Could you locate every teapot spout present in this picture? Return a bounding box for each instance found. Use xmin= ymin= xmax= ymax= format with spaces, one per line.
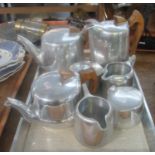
xmin=17 ymin=35 xmax=43 ymax=65
xmin=5 ymin=97 xmax=37 ymax=122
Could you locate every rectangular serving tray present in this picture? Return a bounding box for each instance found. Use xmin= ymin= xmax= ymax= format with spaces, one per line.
xmin=10 ymin=68 xmax=155 ymax=151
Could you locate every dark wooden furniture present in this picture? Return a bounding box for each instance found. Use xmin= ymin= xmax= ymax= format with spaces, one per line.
xmin=0 ymin=54 xmax=32 ymax=137
xmin=0 ymin=57 xmax=36 ymax=151
xmin=0 ymin=4 xmax=106 ymax=21
xmin=135 ymin=51 xmax=155 ymax=121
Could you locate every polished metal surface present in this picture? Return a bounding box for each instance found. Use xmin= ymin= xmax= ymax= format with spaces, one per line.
xmin=69 ymin=60 xmax=104 ymax=95
xmin=108 ymin=86 xmax=143 ymax=128
xmin=101 ymin=56 xmax=135 ymax=97
xmin=74 ymin=84 xmax=113 ymax=147
xmin=32 ymin=71 xmax=81 ymax=103
xmin=6 ymin=70 xmax=81 ymax=124
xmin=17 ymin=28 xmax=83 ymax=71
xmin=10 ymin=69 xmax=155 ymax=151
xmin=88 ymin=20 xmax=129 ymax=66
xmin=69 ymin=60 xmax=103 ymax=76
xmin=4 ymin=19 xmax=155 ymax=150
xmin=15 ymin=19 xmax=47 ymax=43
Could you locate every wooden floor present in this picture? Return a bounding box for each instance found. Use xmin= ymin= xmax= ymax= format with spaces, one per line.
xmin=0 ymin=51 xmax=155 ymax=151
xmin=135 ymin=51 xmax=155 ymax=121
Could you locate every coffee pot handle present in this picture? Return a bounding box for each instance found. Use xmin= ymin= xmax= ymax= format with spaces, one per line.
xmin=79 ymin=68 xmax=98 ymax=94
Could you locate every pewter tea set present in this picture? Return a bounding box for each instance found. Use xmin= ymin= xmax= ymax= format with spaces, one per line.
xmin=5 ymin=20 xmax=144 ymax=147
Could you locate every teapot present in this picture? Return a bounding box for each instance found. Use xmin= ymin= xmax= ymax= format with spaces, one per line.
xmin=17 ymin=28 xmax=83 ymax=71
xmin=5 ymin=71 xmax=81 ymax=125
xmin=5 ymin=66 xmax=100 ymax=125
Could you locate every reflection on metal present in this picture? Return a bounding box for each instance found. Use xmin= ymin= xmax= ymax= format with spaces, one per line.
xmin=10 ymin=69 xmax=155 ymax=151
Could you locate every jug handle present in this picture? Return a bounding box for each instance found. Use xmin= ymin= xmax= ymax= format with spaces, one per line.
xmin=79 ymin=68 xmax=98 ymax=94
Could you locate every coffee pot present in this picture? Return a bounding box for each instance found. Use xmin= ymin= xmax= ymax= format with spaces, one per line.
xmin=17 ymin=28 xmax=83 ymax=71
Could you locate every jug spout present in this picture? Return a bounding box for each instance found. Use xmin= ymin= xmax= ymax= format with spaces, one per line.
xmin=5 ymin=98 xmax=37 ymax=122
xmin=17 ymin=35 xmax=43 ymax=65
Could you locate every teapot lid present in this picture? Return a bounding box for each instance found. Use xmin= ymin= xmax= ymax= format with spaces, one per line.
xmin=108 ymin=86 xmax=143 ymax=111
xmin=31 ymin=71 xmax=81 ymax=104
xmin=41 ymin=28 xmax=80 ymax=45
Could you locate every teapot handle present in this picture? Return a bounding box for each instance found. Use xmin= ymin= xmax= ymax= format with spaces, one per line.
xmin=79 ymin=68 xmax=98 ymax=94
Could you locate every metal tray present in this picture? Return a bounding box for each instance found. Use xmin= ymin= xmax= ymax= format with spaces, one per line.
xmin=10 ymin=68 xmax=155 ymax=151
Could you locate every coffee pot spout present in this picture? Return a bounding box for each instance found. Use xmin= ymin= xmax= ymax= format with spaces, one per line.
xmin=17 ymin=35 xmax=43 ymax=65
